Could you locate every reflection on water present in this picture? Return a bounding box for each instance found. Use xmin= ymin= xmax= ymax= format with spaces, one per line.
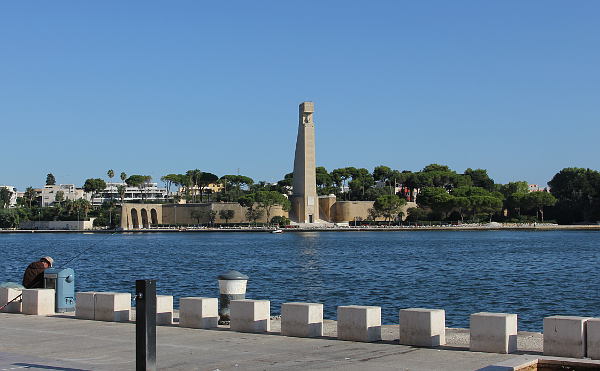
xmin=2 ymin=230 xmax=599 ymax=331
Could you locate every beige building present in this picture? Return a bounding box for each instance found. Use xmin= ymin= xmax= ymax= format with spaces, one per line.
xmin=120 ymin=202 xmax=288 ymax=230
xmin=40 ymin=184 xmax=89 ymax=207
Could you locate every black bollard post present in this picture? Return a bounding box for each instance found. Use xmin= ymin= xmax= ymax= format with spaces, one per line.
xmin=136 ymin=279 xmax=156 ymax=371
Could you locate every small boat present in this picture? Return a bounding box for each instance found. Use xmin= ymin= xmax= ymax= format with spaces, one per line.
xmin=271 ymin=229 xmax=283 ymax=234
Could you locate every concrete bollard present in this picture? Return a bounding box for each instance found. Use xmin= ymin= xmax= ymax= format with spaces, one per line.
xmin=399 ymin=308 xmax=446 ymax=347
xmin=75 ymin=292 xmax=97 ymax=320
xmin=22 ymin=289 xmax=55 ymax=315
xmin=94 ymin=292 xmax=131 ymax=322
xmin=230 ymin=299 xmax=270 ymax=333
xmin=470 ymin=312 xmax=518 ymax=354
xmin=179 ymin=297 xmax=219 ymax=329
xmin=587 ymin=318 xmax=600 ymax=360
xmin=337 ymin=305 xmax=382 ymax=342
xmin=0 ymin=287 xmax=22 ymax=313
xmin=156 ymin=295 xmax=174 ymax=325
xmin=543 ymin=315 xmax=590 ymax=358
xmin=281 ymin=302 xmax=323 ymax=338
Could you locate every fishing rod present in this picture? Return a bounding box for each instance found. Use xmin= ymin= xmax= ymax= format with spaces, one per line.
xmin=0 ymin=231 xmax=120 ymax=311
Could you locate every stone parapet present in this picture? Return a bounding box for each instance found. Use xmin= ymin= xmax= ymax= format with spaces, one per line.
xmin=22 ymin=289 xmax=55 ymax=316
xmin=75 ymin=292 xmax=97 ymax=320
xmin=337 ymin=305 xmax=381 ymax=342
xmin=399 ymin=308 xmax=445 ymax=346
xmin=179 ymin=297 xmax=219 ymax=329
xmin=0 ymin=287 xmax=22 ymax=313
xmin=470 ymin=312 xmax=517 ymax=354
xmin=230 ymin=299 xmax=270 ymax=333
xmin=543 ymin=315 xmax=590 ymax=358
xmin=94 ymin=292 xmax=131 ymax=322
xmin=281 ymin=302 xmax=323 ymax=338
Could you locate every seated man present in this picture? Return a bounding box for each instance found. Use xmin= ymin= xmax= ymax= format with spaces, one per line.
xmin=22 ymin=256 xmax=54 ymax=289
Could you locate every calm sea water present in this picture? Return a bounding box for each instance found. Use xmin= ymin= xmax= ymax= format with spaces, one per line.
xmin=2 ymin=230 xmax=599 ymax=331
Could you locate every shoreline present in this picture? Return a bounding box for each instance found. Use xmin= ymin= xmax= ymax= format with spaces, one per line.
xmin=1 ymin=224 xmax=600 ymax=234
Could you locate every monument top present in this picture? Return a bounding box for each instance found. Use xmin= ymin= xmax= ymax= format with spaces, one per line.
xmin=299 ymin=101 xmax=314 ymax=113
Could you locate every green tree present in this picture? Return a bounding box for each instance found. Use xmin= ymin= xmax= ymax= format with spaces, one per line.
xmin=524 ymin=192 xmax=557 ymax=222
xmin=373 ymin=194 xmax=406 ymax=224
xmin=406 ymin=207 xmax=429 ymax=222
xmin=46 ymin=173 xmax=56 ymax=186
xmin=185 ymin=169 xmax=203 ymax=202
xmin=245 ymin=208 xmax=263 ymax=225
xmin=125 ymin=175 xmax=151 ymax=202
xmin=271 ymin=215 xmax=290 ymax=226
xmin=116 ymin=185 xmax=127 ymax=204
xmin=54 ymin=190 xmax=65 ymax=205
xmin=161 ymin=174 xmax=180 ymax=199
xmin=254 ymin=191 xmax=291 ymax=225
xmin=0 ymin=209 xmax=20 ymax=228
xmin=464 ymin=168 xmax=495 ymax=191
xmin=120 ymin=172 xmax=127 ymax=182
xmin=190 ymin=209 xmax=207 ymax=224
xmin=548 ymin=167 xmax=600 ymax=223
xmin=315 ymin=167 xmax=334 ymax=195
xmin=219 ymin=209 xmax=235 ymax=224
xmin=449 ymin=196 xmax=470 ymax=222
xmin=83 ymin=178 xmax=107 ymax=202
xmin=73 ymin=199 xmax=91 ymax=218
xmin=208 ymin=210 xmax=217 ymax=226
xmin=199 ymin=172 xmax=219 ymax=202
xmin=107 ymin=170 xmax=115 ymax=201
xmin=24 ymin=187 xmax=37 ymax=208
xmin=417 ymin=187 xmax=453 ymax=217
xmin=0 ymin=187 xmax=12 ymax=208
xmin=348 ymin=168 xmax=374 ymax=200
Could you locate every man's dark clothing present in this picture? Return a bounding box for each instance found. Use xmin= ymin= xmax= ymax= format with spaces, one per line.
xmin=22 ymin=262 xmax=47 ymax=288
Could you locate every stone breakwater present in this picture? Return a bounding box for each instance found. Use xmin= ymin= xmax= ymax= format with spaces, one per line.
xmin=3 ymin=287 xmax=600 ymax=362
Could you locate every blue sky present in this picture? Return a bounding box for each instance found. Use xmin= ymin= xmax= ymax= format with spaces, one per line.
xmin=2 ymin=1 xmax=599 ymax=190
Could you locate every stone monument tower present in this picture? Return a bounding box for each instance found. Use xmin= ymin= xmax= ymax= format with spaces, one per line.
xmin=291 ymin=101 xmax=319 ymax=223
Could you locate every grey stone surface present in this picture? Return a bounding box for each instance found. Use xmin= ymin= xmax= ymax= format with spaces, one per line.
xmin=0 ymin=313 xmax=548 ymax=370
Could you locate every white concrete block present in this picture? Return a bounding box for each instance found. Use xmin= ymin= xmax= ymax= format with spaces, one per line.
xmin=0 ymin=287 xmax=22 ymax=313
xmin=22 ymin=289 xmax=55 ymax=315
xmin=470 ymin=312 xmax=518 ymax=354
xmin=281 ymin=302 xmax=323 ymax=338
xmin=75 ymin=292 xmax=96 ymax=320
xmin=337 ymin=305 xmax=381 ymax=342
xmin=543 ymin=315 xmax=590 ymax=358
xmin=94 ymin=292 xmax=131 ymax=322
xmin=230 ymin=299 xmax=270 ymax=333
xmin=587 ymin=318 xmax=600 ymax=360
xmin=399 ymin=308 xmax=446 ymax=346
xmin=179 ymin=297 xmax=218 ymax=329
xmin=156 ymin=295 xmax=173 ymax=325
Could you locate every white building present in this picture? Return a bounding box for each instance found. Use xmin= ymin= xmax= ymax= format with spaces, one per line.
xmin=0 ymin=186 xmax=18 ymax=207
xmin=91 ymin=182 xmax=167 ymax=205
xmin=40 ymin=184 xmax=89 ymax=207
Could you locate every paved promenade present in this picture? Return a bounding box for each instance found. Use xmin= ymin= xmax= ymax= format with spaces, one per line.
xmin=0 ymin=312 xmax=545 ymax=371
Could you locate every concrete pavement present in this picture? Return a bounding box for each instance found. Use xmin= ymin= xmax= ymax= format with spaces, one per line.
xmin=0 ymin=312 xmax=554 ymax=371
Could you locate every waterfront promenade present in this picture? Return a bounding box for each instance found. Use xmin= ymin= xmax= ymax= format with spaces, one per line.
xmin=0 ymin=312 xmax=541 ymax=371
xmin=2 ymin=223 xmax=600 ymax=234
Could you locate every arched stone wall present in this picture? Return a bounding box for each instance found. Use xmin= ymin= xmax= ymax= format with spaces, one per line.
xmin=121 ymin=204 xmax=164 ymax=230
xmin=150 ymin=209 xmax=158 ymax=225
xmin=131 ymin=208 xmax=139 ymax=229
xmin=141 ymin=209 xmax=149 ymax=228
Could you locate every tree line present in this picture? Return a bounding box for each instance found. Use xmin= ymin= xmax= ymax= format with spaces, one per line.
xmin=2 ymin=165 xmax=600 ymax=228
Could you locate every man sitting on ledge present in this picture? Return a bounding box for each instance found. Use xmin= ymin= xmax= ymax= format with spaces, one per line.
xmin=22 ymin=256 xmax=54 ymax=289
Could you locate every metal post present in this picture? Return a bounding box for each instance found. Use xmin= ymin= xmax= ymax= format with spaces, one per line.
xmin=136 ymin=279 xmax=156 ymax=371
